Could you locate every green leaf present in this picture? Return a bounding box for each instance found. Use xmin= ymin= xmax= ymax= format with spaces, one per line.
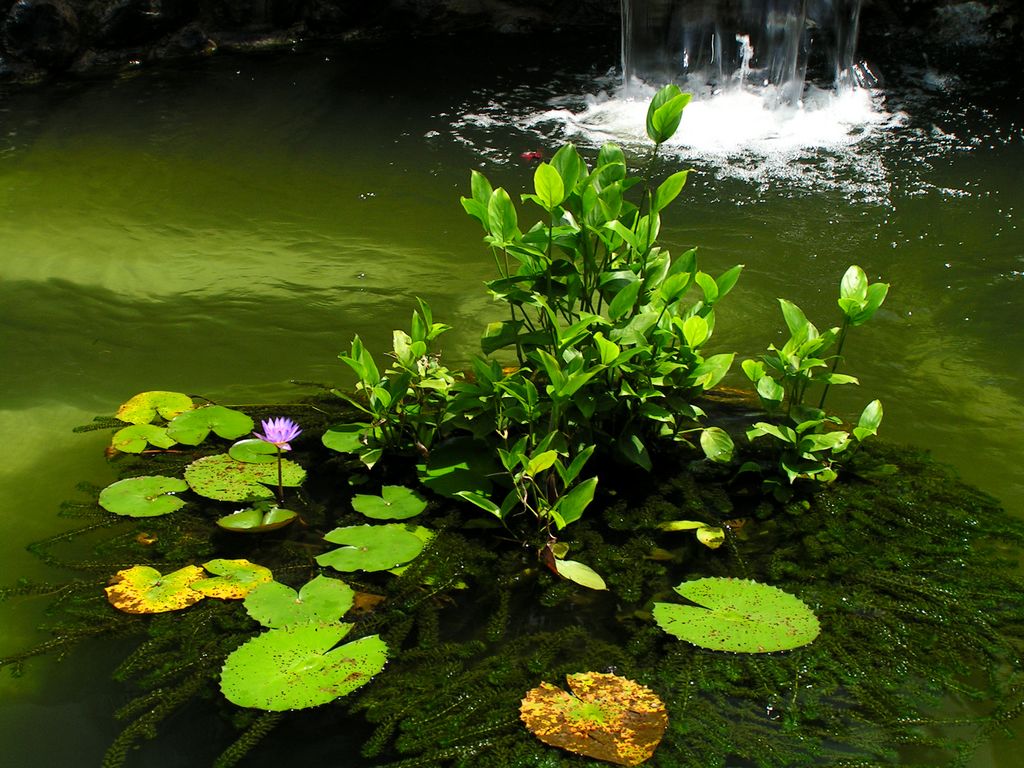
xmin=851 ymin=281 xmax=889 ymax=325
xmin=653 ymin=577 xmax=820 ymax=653
xmin=741 ymin=359 xmax=765 ymax=382
xmin=645 ymin=84 xmax=691 ymax=144
xmin=243 ymin=576 xmax=355 ymax=629
xmin=488 ymin=187 xmax=519 ymax=244
xmin=593 ymin=332 xmax=620 ymax=366
xmin=700 ymin=427 xmax=734 ymax=463
xmin=840 ymin=265 xmax=868 ymax=302
xmin=534 ymin=162 xmax=566 ymax=211
xmin=681 ymin=315 xmax=709 ymax=348
xmin=470 ymin=169 xmax=493 ymax=207
xmin=652 ymin=170 xmax=690 ymax=212
xmin=419 ymin=436 xmax=496 ymax=498
xmin=779 ymin=298 xmax=811 ymax=338
xmin=184 ymin=454 xmax=305 ymax=502
xmin=322 ymin=423 xmax=369 ymax=454
xmin=455 ymin=490 xmax=504 ymax=519
xmin=316 ymin=524 xmax=426 ymax=573
xmin=166 ymin=405 xmax=254 ymax=445
xmin=116 ymin=391 xmax=194 ymax=425
xmin=111 ymin=424 xmax=177 ymax=454
xmin=691 ymin=353 xmax=734 ymax=390
xmin=756 ymin=375 xmax=785 ymax=404
xmin=352 ymin=485 xmax=427 ymax=520
xmin=229 ymin=438 xmax=278 ymax=463
xmin=220 ymin=623 xmax=387 ymax=711
xmin=525 ymin=450 xmax=560 ymax=477
xmin=553 ymin=559 xmax=607 ymax=591
xmin=98 ymin=476 xmax=188 ymax=518
xmin=608 ymin=279 xmax=642 ymax=321
xmin=854 ymin=399 xmax=884 ymax=441
xmin=618 ymin=431 xmax=652 ymax=471
xmin=216 ymin=503 xmax=298 ymax=533
xmin=715 ymin=264 xmax=744 ymax=298
xmin=553 ymin=477 xmax=598 ymax=529
xmin=695 ymin=526 xmax=726 ymax=549
xmin=550 ymin=143 xmax=583 ymax=194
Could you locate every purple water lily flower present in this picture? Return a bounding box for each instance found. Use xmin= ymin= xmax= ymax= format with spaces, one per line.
xmin=254 ymin=417 xmax=302 ymax=451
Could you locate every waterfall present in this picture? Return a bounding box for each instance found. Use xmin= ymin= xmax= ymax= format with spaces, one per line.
xmin=620 ymin=0 xmax=866 ymax=98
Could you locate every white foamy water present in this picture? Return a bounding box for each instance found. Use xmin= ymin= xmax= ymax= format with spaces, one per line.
xmin=518 ymin=82 xmax=903 ymax=198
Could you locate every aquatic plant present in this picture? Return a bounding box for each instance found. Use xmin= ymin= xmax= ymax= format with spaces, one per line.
xmin=253 ymin=415 xmax=302 ymax=502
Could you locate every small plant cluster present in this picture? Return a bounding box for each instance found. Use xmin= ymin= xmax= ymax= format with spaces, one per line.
xmin=323 ymin=84 xmax=889 ymax=582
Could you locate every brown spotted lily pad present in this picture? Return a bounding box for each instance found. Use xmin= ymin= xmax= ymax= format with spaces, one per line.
xmin=105 ymin=565 xmax=205 ymax=614
xmin=520 ymin=672 xmax=667 ymax=766
xmin=190 ymin=559 xmax=274 ymax=599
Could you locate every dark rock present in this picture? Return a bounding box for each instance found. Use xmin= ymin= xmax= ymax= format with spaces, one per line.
xmin=2 ymin=0 xmax=80 ymax=68
xmin=97 ymin=0 xmax=197 ymax=48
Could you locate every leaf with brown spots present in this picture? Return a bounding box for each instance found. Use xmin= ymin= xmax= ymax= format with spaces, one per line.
xmin=520 ymin=672 xmax=667 ymax=765
xmin=190 ymin=558 xmax=273 ymax=599
xmin=105 ymin=565 xmax=205 ymax=614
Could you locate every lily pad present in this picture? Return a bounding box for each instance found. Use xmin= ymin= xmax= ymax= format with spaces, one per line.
xmin=105 ymin=565 xmax=205 ymax=614
xmin=184 ymin=454 xmax=306 ymax=502
xmin=352 ymin=485 xmax=427 ymax=520
xmin=244 ymin=576 xmax=355 ymax=628
xmin=110 ymin=424 xmax=177 ymax=454
xmin=316 ymin=524 xmax=426 ymax=573
xmin=220 ymin=622 xmax=388 ymax=711
xmin=652 ymin=577 xmax=820 ymax=653
xmin=228 ymin=438 xmax=278 ymax=464
xmin=116 ymin=391 xmax=195 ymax=425
xmin=98 ymin=476 xmax=189 ymax=518
xmin=520 ymin=672 xmax=667 ymax=766
xmin=166 ymin=406 xmax=254 ymax=445
xmin=190 ymin=558 xmax=274 ymax=599
xmin=216 ymin=503 xmax=298 ymax=533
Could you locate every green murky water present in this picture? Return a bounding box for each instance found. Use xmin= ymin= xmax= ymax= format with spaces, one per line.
xmin=0 ymin=32 xmax=1021 ymax=766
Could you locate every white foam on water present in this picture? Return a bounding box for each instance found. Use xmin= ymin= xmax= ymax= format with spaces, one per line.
xmin=521 ymin=82 xmax=904 ymax=200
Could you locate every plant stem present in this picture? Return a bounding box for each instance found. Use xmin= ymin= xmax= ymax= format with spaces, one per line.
xmin=818 ymin=319 xmax=850 ymax=409
xmin=276 ymin=447 xmax=284 ymax=504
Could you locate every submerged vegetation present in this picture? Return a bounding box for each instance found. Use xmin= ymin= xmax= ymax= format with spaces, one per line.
xmin=2 ymin=87 xmax=1023 ymax=767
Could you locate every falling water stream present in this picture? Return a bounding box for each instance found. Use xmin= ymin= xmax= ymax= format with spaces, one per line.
xmin=0 ymin=19 xmax=1020 ymax=767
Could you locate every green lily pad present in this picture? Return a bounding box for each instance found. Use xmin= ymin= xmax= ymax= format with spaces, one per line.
xmin=105 ymin=565 xmax=205 ymax=614
xmin=228 ymin=438 xmax=278 ymax=463
xmin=116 ymin=391 xmax=195 ymax=425
xmin=111 ymin=424 xmax=177 ymax=454
xmin=244 ymin=575 xmax=355 ymax=628
xmin=98 ymin=476 xmax=189 ymax=518
xmin=352 ymin=485 xmax=428 ymax=520
xmin=219 ymin=622 xmax=388 ymax=711
xmin=184 ymin=454 xmax=306 ymax=502
xmin=190 ymin=559 xmax=274 ymax=600
xmin=166 ymin=406 xmax=254 ymax=445
xmin=652 ymin=577 xmax=820 ymax=653
xmin=216 ymin=503 xmax=298 ymax=533
xmin=316 ymin=524 xmax=426 ymax=573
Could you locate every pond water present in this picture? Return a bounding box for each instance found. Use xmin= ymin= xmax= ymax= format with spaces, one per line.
xmin=0 ymin=31 xmax=1021 ymax=767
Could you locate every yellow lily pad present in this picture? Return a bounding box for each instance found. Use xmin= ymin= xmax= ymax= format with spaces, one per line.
xmin=520 ymin=672 xmax=667 ymax=766
xmin=105 ymin=565 xmax=205 ymax=614
xmin=116 ymin=391 xmax=195 ymax=425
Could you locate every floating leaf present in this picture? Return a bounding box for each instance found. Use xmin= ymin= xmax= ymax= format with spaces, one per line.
xmin=166 ymin=405 xmax=254 ymax=445
xmin=216 ymin=503 xmax=298 ymax=533
xmin=229 ymin=438 xmax=278 ymax=463
xmin=553 ymin=559 xmax=607 ymax=591
xmin=116 ymin=391 xmax=194 ymax=425
xmin=520 ymin=672 xmax=667 ymax=766
xmin=658 ymin=520 xmax=726 ymax=550
xmin=316 ymin=524 xmax=426 ymax=573
xmin=322 ymin=423 xmax=369 ymax=454
xmin=190 ymin=559 xmax=273 ymax=599
xmin=98 ymin=476 xmax=189 ymax=518
xmin=220 ymin=623 xmax=388 ymax=711
xmin=244 ymin=576 xmax=355 ymax=628
xmin=110 ymin=424 xmax=177 ymax=454
xmin=184 ymin=454 xmax=305 ymax=501
xmin=352 ymin=485 xmax=427 ymax=520
xmin=105 ymin=565 xmax=205 ymax=614
xmin=652 ymin=577 xmax=820 ymax=653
